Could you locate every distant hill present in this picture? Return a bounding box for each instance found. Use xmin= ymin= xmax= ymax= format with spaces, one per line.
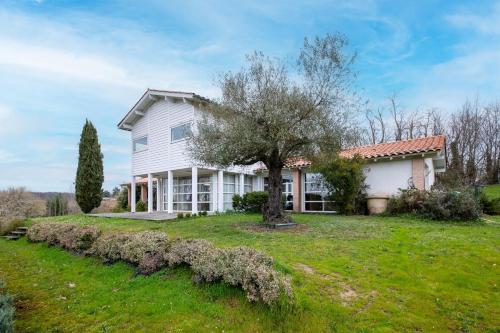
xmin=31 ymin=192 xmax=75 ymax=200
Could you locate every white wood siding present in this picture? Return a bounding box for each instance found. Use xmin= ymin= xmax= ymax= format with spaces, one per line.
xmin=130 ymin=99 xmax=261 ymax=176
xmin=131 ymin=99 xmax=194 ymax=175
xmin=131 ymin=115 xmax=149 ymax=175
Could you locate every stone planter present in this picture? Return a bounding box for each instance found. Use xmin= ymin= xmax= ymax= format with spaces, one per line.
xmin=367 ymin=194 xmax=390 ymax=214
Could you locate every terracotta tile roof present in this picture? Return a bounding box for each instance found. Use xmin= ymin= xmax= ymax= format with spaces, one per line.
xmin=121 ymin=177 xmax=158 ymax=186
xmin=258 ymin=135 xmax=446 ymax=171
xmin=284 ymin=157 xmax=312 ymax=168
xmin=339 ymin=135 xmax=445 ymax=159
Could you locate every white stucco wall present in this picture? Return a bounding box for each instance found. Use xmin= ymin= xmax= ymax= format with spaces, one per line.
xmin=363 ymin=159 xmax=413 ymax=196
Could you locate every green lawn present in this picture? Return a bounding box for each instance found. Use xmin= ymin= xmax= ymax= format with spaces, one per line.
xmin=0 ymin=214 xmax=499 ymax=332
xmin=484 ymin=184 xmax=500 ymax=199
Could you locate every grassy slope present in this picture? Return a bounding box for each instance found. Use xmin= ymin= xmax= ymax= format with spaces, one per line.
xmin=484 ymin=184 xmax=500 ymax=199
xmin=0 ymin=214 xmax=499 ymax=332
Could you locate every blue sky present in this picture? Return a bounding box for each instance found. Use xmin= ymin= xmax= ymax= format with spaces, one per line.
xmin=0 ymin=0 xmax=499 ymax=192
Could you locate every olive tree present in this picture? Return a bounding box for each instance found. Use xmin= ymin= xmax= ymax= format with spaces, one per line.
xmin=189 ymin=34 xmax=359 ymax=224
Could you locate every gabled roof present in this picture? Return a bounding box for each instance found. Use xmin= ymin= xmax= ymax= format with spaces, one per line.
xmin=118 ymin=89 xmax=210 ymax=131
xmin=339 ymin=135 xmax=446 ymax=159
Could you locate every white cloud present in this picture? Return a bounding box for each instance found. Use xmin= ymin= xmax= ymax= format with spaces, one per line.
xmin=0 ymin=149 xmax=23 ymax=164
xmin=0 ymin=104 xmax=33 ymax=138
xmin=0 ymin=39 xmax=140 ymax=88
xmin=446 ymin=2 xmax=500 ymax=35
xmin=102 ymin=144 xmax=130 ymax=155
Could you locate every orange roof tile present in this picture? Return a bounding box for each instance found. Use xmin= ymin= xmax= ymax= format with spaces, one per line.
xmin=265 ymin=135 xmax=446 ymax=170
xmin=339 ymin=135 xmax=445 ymax=159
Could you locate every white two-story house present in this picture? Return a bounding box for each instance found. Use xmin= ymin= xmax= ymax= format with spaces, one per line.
xmin=119 ymin=89 xmax=446 ymax=215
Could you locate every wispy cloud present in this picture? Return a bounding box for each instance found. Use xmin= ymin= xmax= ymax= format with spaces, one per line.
xmin=0 ymin=39 xmax=139 ymax=88
xmin=0 ymin=1 xmax=499 ymax=191
xmin=446 ymin=2 xmax=500 ymax=35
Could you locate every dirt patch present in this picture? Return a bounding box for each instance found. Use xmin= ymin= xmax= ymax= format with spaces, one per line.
xmin=241 ymin=223 xmax=309 ymax=233
xmin=295 ymin=263 xmax=315 ymax=274
xmin=295 ymin=263 xmax=342 ymax=281
xmin=340 ymin=286 xmax=358 ymax=305
xmin=294 ymin=263 xmax=360 ymax=305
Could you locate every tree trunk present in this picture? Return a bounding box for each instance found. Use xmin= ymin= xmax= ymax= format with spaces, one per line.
xmin=264 ymin=165 xmax=291 ymax=224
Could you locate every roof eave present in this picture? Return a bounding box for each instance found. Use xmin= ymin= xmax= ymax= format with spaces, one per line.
xmin=117 ymin=89 xmax=210 ymax=131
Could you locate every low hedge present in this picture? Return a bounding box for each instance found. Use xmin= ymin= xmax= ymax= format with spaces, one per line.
xmin=233 ymin=191 xmax=269 ymax=213
xmin=27 ymin=222 xmax=292 ymax=305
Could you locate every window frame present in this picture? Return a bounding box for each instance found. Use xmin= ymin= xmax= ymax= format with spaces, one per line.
xmin=170 ymin=122 xmax=192 ymax=143
xmin=172 ymin=176 xmax=192 ymax=211
xmin=132 ymin=135 xmax=148 ymax=153
xmin=303 ymin=173 xmax=335 ymax=212
xmin=223 ymin=174 xmax=239 ymax=210
xmin=197 ymin=176 xmax=212 ymax=212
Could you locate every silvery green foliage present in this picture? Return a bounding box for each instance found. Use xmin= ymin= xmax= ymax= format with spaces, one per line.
xmin=221 ymin=247 xmax=282 ymax=304
xmin=27 ymin=222 xmax=100 ymax=254
xmin=0 ymin=280 xmax=14 ymax=333
xmin=167 ymin=239 xmax=226 ymax=283
xmin=120 ymin=231 xmax=169 ymax=264
xmin=27 ymin=223 xmax=293 ymax=305
xmin=60 ymin=225 xmax=101 ymax=253
xmin=90 ymin=232 xmax=133 ymax=264
xmin=27 ymin=222 xmax=76 ymax=245
xmin=120 ymin=231 xmax=169 ymax=275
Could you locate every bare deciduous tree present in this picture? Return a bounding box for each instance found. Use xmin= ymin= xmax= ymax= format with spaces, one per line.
xmin=388 ymin=94 xmax=405 ymax=141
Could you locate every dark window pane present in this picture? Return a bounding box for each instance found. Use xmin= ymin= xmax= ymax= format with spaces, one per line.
xmin=324 ymin=201 xmax=336 ymax=211
xmin=305 ymin=202 xmax=323 ymax=211
xmin=305 ymin=193 xmax=322 ymax=201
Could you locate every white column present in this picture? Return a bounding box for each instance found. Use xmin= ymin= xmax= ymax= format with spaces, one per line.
xmin=131 ymin=176 xmax=136 ymax=213
xmin=156 ymin=178 xmax=162 ymax=211
xmin=217 ymin=170 xmax=224 ymax=212
xmin=147 ymin=173 xmax=153 ymax=213
xmin=239 ymin=173 xmax=245 ymax=196
xmin=191 ymin=167 xmax=198 ymax=214
xmin=167 ymin=171 xmax=173 ymax=213
xmin=211 ymin=172 xmax=217 ymax=212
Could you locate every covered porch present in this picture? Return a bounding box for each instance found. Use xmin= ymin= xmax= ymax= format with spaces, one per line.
xmin=126 ymin=167 xmax=260 ymax=214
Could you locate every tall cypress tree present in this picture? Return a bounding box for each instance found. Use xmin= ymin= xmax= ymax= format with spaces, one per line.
xmin=75 ymin=120 xmax=104 ymax=213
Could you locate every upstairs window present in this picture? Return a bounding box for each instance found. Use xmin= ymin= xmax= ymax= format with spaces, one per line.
xmin=133 ymin=136 xmax=148 ymax=152
xmin=171 ymin=123 xmax=192 ymax=142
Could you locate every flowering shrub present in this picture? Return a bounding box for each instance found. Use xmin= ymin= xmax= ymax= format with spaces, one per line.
xmin=27 ymin=222 xmax=293 ymax=305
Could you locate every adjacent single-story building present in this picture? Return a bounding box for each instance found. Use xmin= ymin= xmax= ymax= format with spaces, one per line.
xmin=119 ymin=89 xmax=446 ymax=214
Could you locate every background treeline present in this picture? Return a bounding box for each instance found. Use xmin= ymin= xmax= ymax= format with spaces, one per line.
xmin=0 ymin=187 xmax=125 ymax=236
xmin=362 ymin=96 xmax=499 ymax=185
